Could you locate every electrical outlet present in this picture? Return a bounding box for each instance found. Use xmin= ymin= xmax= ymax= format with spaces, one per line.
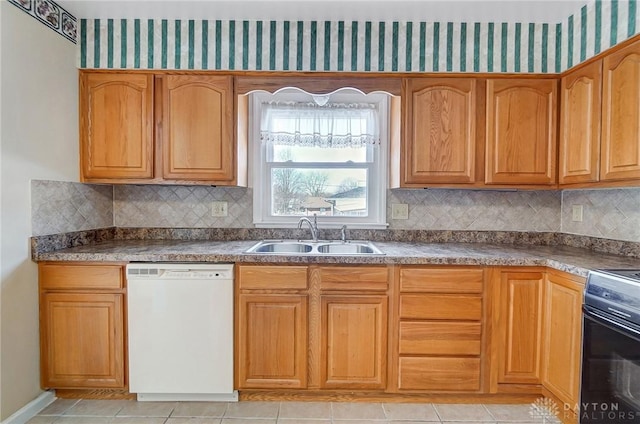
xmin=391 ymin=203 xmax=409 ymax=220
xmin=211 ymin=201 xmax=228 ymax=217
xmin=571 ymin=204 xmax=583 ymax=222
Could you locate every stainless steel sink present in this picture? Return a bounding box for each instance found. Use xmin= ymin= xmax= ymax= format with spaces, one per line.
xmin=244 ymin=240 xmax=384 ymax=255
xmin=251 ymin=241 xmax=313 ymax=253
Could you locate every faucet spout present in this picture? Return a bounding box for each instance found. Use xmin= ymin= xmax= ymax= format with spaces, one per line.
xmin=297 ymin=214 xmax=319 ymax=241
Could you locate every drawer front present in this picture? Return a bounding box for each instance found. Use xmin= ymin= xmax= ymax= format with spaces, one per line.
xmin=398 ymin=357 xmax=481 ymax=391
xmin=399 ymin=321 xmax=482 ymax=355
xmin=400 ymin=268 xmax=483 ymax=293
xmin=239 ymin=266 xmax=308 ymax=290
xmin=39 ymin=264 xmax=124 ymax=290
xmin=319 ymin=266 xmax=388 ymax=291
xmin=400 ymin=294 xmax=482 ymax=320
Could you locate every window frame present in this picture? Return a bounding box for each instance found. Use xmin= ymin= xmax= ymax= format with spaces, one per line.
xmin=250 ymin=88 xmax=389 ymax=229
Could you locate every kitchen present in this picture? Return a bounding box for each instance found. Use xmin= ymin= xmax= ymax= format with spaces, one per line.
xmin=2 ymin=0 xmax=640 ymax=423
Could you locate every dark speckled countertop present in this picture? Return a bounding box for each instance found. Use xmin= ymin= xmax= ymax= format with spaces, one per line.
xmin=33 ymin=238 xmax=640 ymax=278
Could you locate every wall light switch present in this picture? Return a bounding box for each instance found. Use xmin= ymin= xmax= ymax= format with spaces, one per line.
xmin=391 ymin=203 xmax=409 ymax=220
xmin=212 ymin=201 xmax=228 ymax=217
xmin=571 ymin=204 xmax=583 ymax=222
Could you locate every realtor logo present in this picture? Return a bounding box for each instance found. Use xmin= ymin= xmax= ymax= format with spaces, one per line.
xmin=530 ymin=397 xmax=560 ymax=423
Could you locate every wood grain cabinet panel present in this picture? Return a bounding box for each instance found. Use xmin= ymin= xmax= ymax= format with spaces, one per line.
xmin=319 ymin=266 xmax=388 ymax=291
xmin=238 ymin=265 xmax=308 ymax=290
xmin=398 ymin=357 xmax=481 ymax=391
xmin=542 ymin=271 xmax=584 ymax=408
xmin=39 ymin=264 xmax=124 ymax=291
xmin=601 ymin=39 xmax=640 ymax=181
xmin=486 ymin=79 xmax=557 ymax=185
xmin=496 ymin=271 xmax=544 ymax=385
xmin=237 ymin=294 xmax=308 ymax=389
xmin=402 ymin=78 xmax=477 ymax=184
xmin=400 ymin=294 xmax=482 ymax=320
xmin=321 ymin=295 xmax=387 ymax=389
xmin=399 ymin=267 xmax=483 ymax=293
xmin=40 ymin=292 xmax=125 ymax=389
xmin=559 ymin=60 xmax=602 ymax=184
xmin=399 ymin=321 xmax=481 ymax=355
xmin=80 ymin=73 xmax=154 ymax=180
xmin=162 ymin=75 xmax=234 ymax=181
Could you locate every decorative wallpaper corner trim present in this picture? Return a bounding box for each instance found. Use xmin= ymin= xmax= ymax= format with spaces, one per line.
xmin=9 ymin=0 xmax=77 ymax=44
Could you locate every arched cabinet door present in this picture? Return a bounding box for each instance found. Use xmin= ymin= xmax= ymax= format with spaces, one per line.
xmin=161 ymin=75 xmax=234 ymax=182
xmin=486 ymin=79 xmax=557 ymax=185
xmin=559 ymin=60 xmax=602 ymax=185
xmin=402 ymin=78 xmax=477 ymax=185
xmin=601 ymin=40 xmax=640 ymax=181
xmin=80 ymin=73 xmax=154 ymax=180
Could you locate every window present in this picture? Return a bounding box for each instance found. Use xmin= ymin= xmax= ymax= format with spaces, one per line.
xmin=250 ymin=88 xmax=389 ymax=228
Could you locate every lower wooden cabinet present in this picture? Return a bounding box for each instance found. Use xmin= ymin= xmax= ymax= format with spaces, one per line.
xmin=396 ymin=267 xmax=485 ymax=392
xmin=542 ymin=270 xmax=585 ymax=409
xmin=237 ymin=294 xmax=308 ymax=388
xmin=236 ymin=264 xmax=389 ymax=391
xmin=321 ymin=295 xmax=387 ymax=389
xmin=39 ymin=262 xmax=126 ymax=389
xmin=493 ymin=269 xmax=545 ymax=386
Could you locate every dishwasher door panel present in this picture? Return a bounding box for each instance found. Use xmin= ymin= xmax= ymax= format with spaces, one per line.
xmin=127 ymin=277 xmax=234 ymax=396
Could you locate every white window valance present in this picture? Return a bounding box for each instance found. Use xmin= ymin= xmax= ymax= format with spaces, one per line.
xmin=260 ymin=101 xmax=379 ymax=148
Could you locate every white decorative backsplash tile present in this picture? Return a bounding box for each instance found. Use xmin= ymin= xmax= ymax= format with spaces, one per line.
xmin=561 ymin=188 xmax=640 ymax=242
xmin=387 ymin=189 xmax=561 ymax=232
xmin=113 ymin=185 xmax=253 ymax=228
xmin=31 ymin=180 xmax=113 ymax=236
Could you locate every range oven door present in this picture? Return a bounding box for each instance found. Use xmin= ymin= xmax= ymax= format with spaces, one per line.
xmin=581 ymin=306 xmax=640 ymax=423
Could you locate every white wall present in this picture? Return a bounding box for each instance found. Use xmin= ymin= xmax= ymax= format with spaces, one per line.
xmin=0 ymin=2 xmax=78 ymax=419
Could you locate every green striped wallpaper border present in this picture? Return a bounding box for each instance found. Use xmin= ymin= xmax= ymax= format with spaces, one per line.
xmin=78 ymin=1 xmax=640 ymax=73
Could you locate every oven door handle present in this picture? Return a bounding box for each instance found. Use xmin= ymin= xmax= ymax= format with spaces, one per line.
xmin=584 ymin=307 xmax=640 ymax=340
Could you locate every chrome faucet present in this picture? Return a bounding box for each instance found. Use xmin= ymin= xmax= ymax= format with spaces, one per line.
xmin=340 ymin=225 xmax=348 ymax=242
xmin=298 ymin=214 xmax=319 ymax=242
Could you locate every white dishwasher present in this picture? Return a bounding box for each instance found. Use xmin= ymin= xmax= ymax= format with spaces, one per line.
xmin=126 ymin=263 xmax=237 ymax=402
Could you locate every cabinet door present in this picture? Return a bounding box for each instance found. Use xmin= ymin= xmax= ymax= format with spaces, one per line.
xmin=40 ymin=293 xmax=125 ymax=388
xmin=497 ymin=271 xmax=544 ymax=384
xmin=486 ymin=79 xmax=557 ymax=185
xmin=162 ymin=75 xmax=234 ymax=181
xmin=80 ymin=73 xmax=154 ymax=180
xmin=559 ymin=61 xmax=602 ymax=184
xmin=601 ymin=40 xmax=640 ymax=181
xmin=542 ymin=272 xmax=584 ymax=408
xmin=321 ymin=295 xmax=387 ymax=389
xmin=403 ymin=78 xmax=477 ymax=184
xmin=237 ymin=294 xmax=308 ymax=389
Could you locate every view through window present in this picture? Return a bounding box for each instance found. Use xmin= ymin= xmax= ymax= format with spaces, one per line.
xmin=251 ymin=88 xmax=389 ymax=227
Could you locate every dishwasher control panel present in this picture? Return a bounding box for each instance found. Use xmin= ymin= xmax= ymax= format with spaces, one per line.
xmin=127 ymin=263 xmax=234 ymax=280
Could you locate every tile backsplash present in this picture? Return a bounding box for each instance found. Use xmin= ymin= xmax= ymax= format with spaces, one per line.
xmin=561 ymin=188 xmax=640 ymax=243
xmin=388 ymin=189 xmax=561 ymax=232
xmin=31 ymin=180 xmax=113 ymax=236
xmin=113 ymin=185 xmax=253 ymax=228
xmin=31 ymin=180 xmax=640 ymax=243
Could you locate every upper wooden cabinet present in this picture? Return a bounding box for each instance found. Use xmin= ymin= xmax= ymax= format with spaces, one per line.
xmin=80 ymin=73 xmax=154 ymax=180
xmin=402 ymin=78 xmax=478 ymax=184
xmin=559 ymin=60 xmax=602 ymax=184
xmin=486 ymin=79 xmax=557 ymax=185
xmin=161 ymin=75 xmax=234 ymax=181
xmin=80 ymin=71 xmax=242 ymax=185
xmin=601 ymin=39 xmax=640 ymax=181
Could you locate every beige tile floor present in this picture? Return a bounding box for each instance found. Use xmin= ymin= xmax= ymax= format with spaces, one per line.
xmin=27 ymin=400 xmax=564 ymax=424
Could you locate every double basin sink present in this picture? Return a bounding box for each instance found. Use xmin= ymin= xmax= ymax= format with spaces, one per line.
xmin=245 ymin=240 xmax=384 ymax=255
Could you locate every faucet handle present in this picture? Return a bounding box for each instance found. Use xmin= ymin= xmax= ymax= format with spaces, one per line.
xmin=340 ymin=225 xmax=347 ymax=242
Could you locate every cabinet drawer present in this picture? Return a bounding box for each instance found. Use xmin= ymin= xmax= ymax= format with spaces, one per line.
xmin=399 ymin=322 xmax=482 ymax=355
xmin=400 ymin=294 xmax=482 ymax=320
xmin=239 ymin=266 xmax=308 ymax=290
xmin=398 ymin=357 xmax=481 ymax=391
xmin=400 ymin=268 xmax=483 ymax=293
xmin=39 ymin=264 xmax=124 ymax=290
xmin=319 ymin=266 xmax=388 ymax=291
